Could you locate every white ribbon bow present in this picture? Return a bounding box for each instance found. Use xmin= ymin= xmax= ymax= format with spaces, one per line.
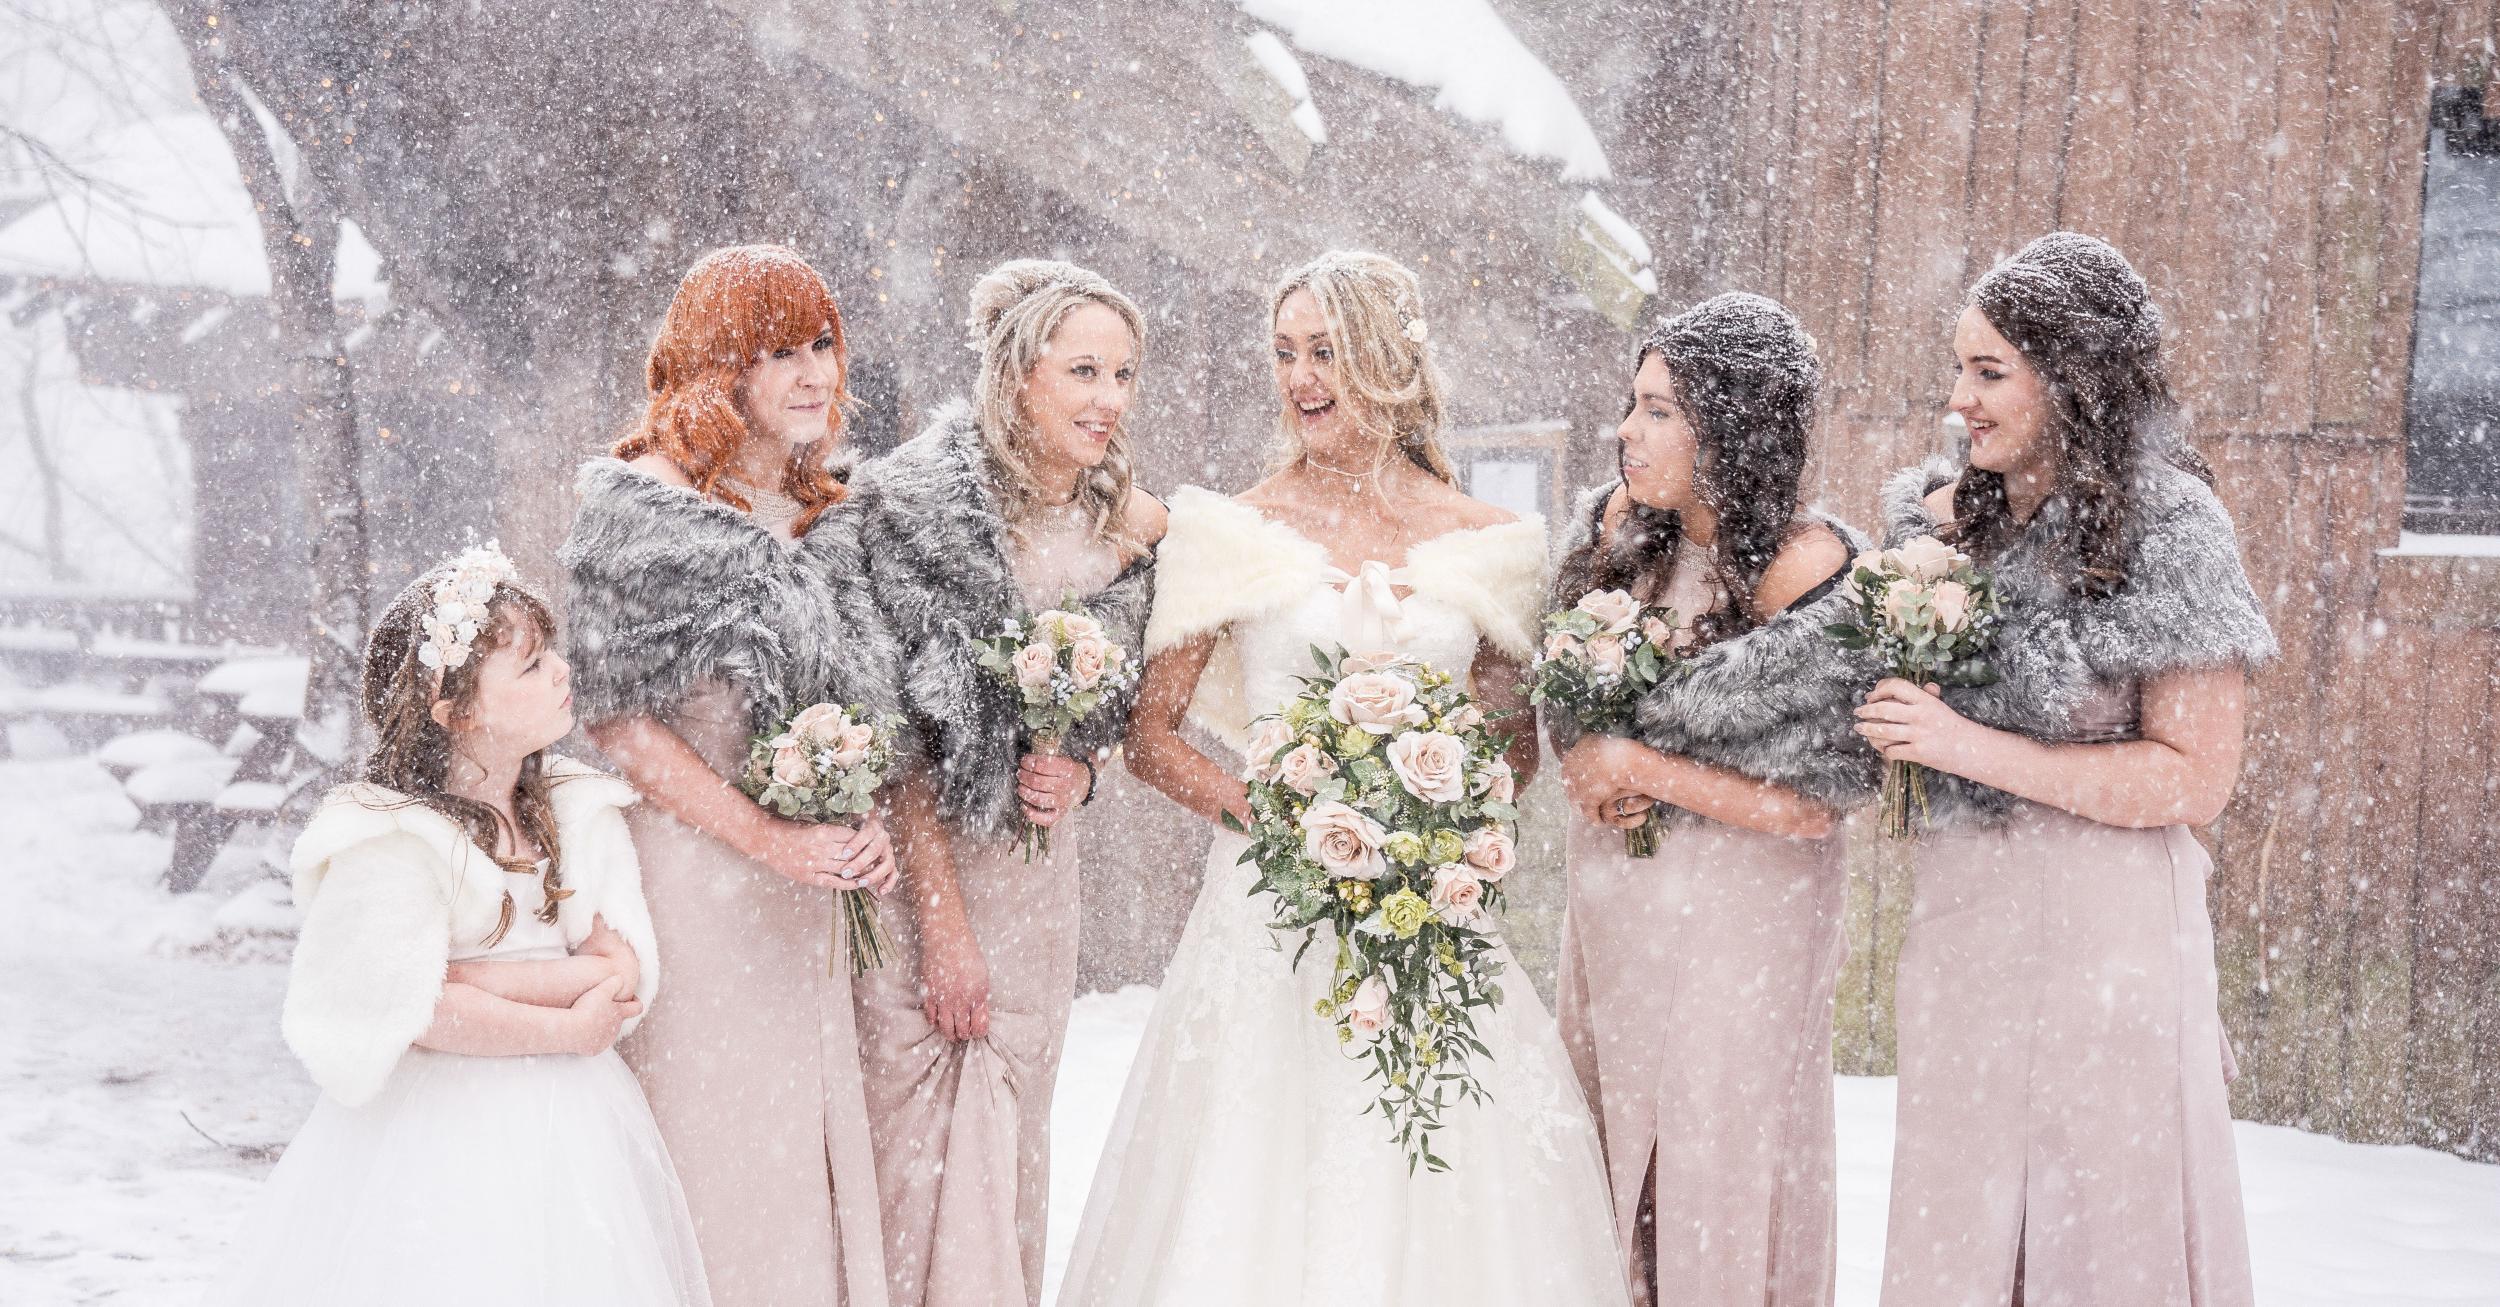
xmin=1325 ymin=560 xmax=1414 ymax=654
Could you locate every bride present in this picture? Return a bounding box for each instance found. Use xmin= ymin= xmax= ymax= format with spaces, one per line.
xmin=1058 ymin=251 xmax=1629 ymax=1306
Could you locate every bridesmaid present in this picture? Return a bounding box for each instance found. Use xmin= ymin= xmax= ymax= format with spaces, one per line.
xmin=846 ymin=259 xmax=1163 ymax=1307
xmin=1551 ymin=292 xmax=1877 ymax=1307
xmin=561 ymin=245 xmax=919 ymax=1307
xmin=1854 ymin=232 xmax=2271 ymax=1306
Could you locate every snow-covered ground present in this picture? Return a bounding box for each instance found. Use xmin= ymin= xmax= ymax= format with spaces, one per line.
xmin=3 ymin=754 xmax=2495 ymax=1306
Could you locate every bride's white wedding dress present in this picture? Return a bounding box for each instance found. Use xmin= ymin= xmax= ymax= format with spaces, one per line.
xmin=1058 ymin=488 xmax=1629 ymax=1307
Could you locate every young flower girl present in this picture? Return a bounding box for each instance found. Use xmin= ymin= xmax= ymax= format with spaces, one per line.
xmin=205 ymin=545 xmax=709 ymax=1307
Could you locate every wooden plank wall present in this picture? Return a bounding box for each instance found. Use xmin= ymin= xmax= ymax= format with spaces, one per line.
xmin=1716 ymin=0 xmax=2500 ymax=1158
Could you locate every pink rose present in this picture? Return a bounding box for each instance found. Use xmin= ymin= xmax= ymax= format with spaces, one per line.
xmin=1243 ymin=717 xmax=1294 ymax=781
xmin=1577 ymin=588 xmax=1641 ymax=635
xmin=1443 ymin=702 xmax=1486 ymax=735
xmin=1462 ymin=826 xmax=1517 ymax=881
xmin=1929 ymin=580 xmax=1973 ymax=633
xmin=1069 ymin=635 xmax=1111 ymax=690
xmin=1543 ymin=631 xmax=1584 ymax=662
xmin=788 ymin=702 xmax=849 ymax=748
xmin=1385 ymin=730 xmax=1468 ymax=803
xmin=1011 ymin=640 xmax=1058 ymax=692
xmin=1299 ymin=800 xmax=1388 ymax=879
xmin=827 ymin=721 xmax=879 ymax=770
xmin=1031 ymin=608 xmax=1103 ymax=650
xmin=1880 ymin=582 xmax=1927 ymax=636
xmin=1471 ymin=759 xmax=1516 ymax=805
xmin=1340 ymin=650 xmax=1413 ymax=675
xmin=1329 ymin=671 xmax=1428 ymax=735
xmin=1429 ymin=864 xmax=1488 ymax=928
xmin=1345 ymin=973 xmax=1391 ymax=1041
xmin=1889 ymin=535 xmax=1962 ymax=582
xmin=1585 ymin=634 xmax=1628 ymax=680
xmin=1275 ymin=743 xmax=1339 ymax=796
xmin=1639 ymin=614 xmax=1675 ymax=650
xmin=771 ymin=745 xmax=816 ymax=788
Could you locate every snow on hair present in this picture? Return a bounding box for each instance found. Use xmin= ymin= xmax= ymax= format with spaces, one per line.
xmin=1267 ymin=250 xmax=1456 ymax=483
xmin=965 ymin=257 xmax=1148 ymax=552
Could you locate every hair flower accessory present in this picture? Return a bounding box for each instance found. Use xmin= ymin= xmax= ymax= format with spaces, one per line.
xmin=417 ymin=542 xmax=521 ymax=673
xmin=1403 ymin=316 xmax=1429 ymax=345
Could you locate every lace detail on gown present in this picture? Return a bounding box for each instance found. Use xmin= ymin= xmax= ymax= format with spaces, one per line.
xmin=1058 ymin=504 xmax=1628 ymax=1307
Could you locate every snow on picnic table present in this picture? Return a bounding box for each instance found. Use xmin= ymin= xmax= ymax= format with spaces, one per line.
xmin=1 ymin=756 xmax=2493 ymax=1306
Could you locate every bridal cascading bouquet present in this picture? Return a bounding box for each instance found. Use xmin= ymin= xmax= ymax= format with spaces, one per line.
xmin=1226 ymin=646 xmax=1524 ymax=1173
xmin=738 ymin=702 xmax=905 ymax=976
xmin=1527 ymin=588 xmax=1684 ymax=857
xmin=1824 ymin=535 xmax=2003 ymax=838
xmin=974 ymin=598 xmax=1140 ymax=860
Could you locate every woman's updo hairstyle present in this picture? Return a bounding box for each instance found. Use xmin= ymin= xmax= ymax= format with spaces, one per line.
xmin=1952 ymin=231 xmax=2209 ymax=595
xmin=964 ymin=258 xmax=1149 ymax=553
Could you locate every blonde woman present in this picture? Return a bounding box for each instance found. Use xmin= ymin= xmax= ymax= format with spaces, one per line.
xmin=1058 ymin=251 xmax=1628 ymax=1307
xmin=846 ymin=259 xmax=1164 ymax=1307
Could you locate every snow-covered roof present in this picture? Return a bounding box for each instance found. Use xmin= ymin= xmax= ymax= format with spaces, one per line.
xmin=1239 ymin=0 xmax=1610 ymax=181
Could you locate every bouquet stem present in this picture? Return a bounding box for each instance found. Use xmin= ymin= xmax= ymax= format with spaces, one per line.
xmin=834 ymin=888 xmax=893 ymax=979
xmin=1880 ymin=758 xmax=1931 ymax=840
xmin=1021 ymin=735 xmax=1063 ymax=863
xmin=1623 ymin=807 xmax=1661 ymax=858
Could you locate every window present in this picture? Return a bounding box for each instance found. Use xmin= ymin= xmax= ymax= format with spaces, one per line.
xmin=1446 ymin=420 xmax=1571 ymax=522
xmin=2403 ymin=85 xmax=2500 ymax=537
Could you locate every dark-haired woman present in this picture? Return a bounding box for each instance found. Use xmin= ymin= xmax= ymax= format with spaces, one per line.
xmin=564 ymin=245 xmax=917 ymax=1307
xmin=206 ymin=545 xmax=709 ymax=1306
xmin=1550 ymin=293 xmax=1878 ymax=1307
xmin=1853 ymin=233 xmax=2269 ymax=1306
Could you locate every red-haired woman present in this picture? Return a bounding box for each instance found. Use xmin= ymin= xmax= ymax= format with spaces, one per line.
xmin=562 ymin=245 xmax=918 ymax=1307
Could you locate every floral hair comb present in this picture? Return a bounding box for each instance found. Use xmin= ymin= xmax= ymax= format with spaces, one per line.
xmin=417 ymin=542 xmax=521 ymax=674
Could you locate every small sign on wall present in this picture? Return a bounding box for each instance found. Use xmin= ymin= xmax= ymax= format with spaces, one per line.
xmin=1447 ymin=420 xmax=1570 ymax=522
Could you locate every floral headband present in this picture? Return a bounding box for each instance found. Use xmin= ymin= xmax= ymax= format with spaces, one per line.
xmin=416 ymin=543 xmax=521 ymax=675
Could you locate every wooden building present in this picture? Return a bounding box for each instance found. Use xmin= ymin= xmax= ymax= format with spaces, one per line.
xmin=199 ymin=0 xmax=2498 ymax=1159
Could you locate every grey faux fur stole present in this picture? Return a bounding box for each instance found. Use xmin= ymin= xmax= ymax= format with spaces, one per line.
xmin=559 ymin=459 xmax=906 ymax=739
xmin=1881 ymin=454 xmax=2277 ymax=827
xmin=848 ymin=402 xmax=1157 ymax=840
xmin=1545 ymin=483 xmax=1883 ymax=819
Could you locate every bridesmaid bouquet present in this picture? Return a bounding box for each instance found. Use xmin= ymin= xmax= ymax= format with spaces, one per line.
xmin=974 ymin=598 xmax=1140 ymax=860
xmin=1225 ymin=645 xmax=1524 ymax=1173
xmin=1824 ymin=536 xmax=2004 ymax=839
xmin=738 ymin=701 xmax=903 ymax=976
xmin=1527 ymin=588 xmax=1684 ymax=857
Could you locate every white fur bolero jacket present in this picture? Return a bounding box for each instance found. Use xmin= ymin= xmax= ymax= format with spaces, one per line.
xmin=281 ymin=756 xmax=659 ymax=1106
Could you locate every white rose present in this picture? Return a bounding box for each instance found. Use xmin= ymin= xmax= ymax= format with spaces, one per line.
xmin=1345 ymin=973 xmax=1392 ymax=1041
xmin=1462 ymin=826 xmax=1517 ymax=881
xmin=1471 ymin=759 xmax=1517 ymax=805
xmin=1275 ymin=743 xmax=1339 ymax=796
xmin=1069 ymin=636 xmax=1111 ymax=690
xmin=1576 ymin=588 xmax=1642 ymax=635
xmin=1929 ymin=580 xmax=1974 ymax=634
xmin=1340 ymin=650 xmax=1413 ymax=675
xmin=1329 ymin=671 xmax=1428 ymax=734
xmin=1299 ymin=800 xmax=1388 ymax=880
xmin=1011 ymin=641 xmax=1059 ymax=692
xmin=1585 ymin=634 xmax=1628 ymax=680
xmin=1891 ymin=535 xmax=1962 ymax=582
xmin=1429 ymin=863 xmax=1488 ymax=928
xmin=771 ymin=745 xmax=816 ymax=788
xmin=1243 ymin=717 xmax=1294 ymax=781
xmin=1385 ymin=730 xmax=1468 ymax=803
xmin=1443 ymin=702 xmax=1486 ymax=735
